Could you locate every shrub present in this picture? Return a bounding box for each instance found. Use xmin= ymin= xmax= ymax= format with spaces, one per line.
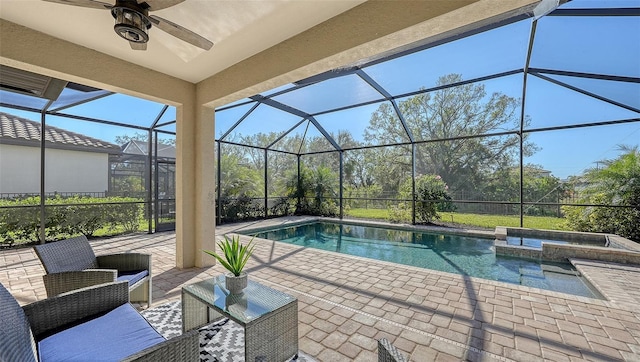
xmin=390 ymin=175 xmax=454 ymax=224
xmin=0 ymin=196 xmax=145 ymax=245
xmin=414 ymin=175 xmax=454 ymax=222
xmin=61 ymin=196 xmax=109 ymax=236
xmin=269 ymin=197 xmax=293 ymax=217
xmin=0 ymin=197 xmax=40 ymax=245
xmin=219 ymin=194 xmax=264 ymax=222
xmin=105 ymin=198 xmax=144 ymax=234
xmin=387 ymin=202 xmax=411 ymax=223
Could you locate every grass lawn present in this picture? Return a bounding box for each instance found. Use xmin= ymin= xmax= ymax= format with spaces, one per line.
xmin=346 ymin=208 xmax=566 ymax=230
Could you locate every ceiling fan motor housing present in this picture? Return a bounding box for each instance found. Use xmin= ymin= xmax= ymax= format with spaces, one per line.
xmin=111 ymin=0 xmax=152 ymax=43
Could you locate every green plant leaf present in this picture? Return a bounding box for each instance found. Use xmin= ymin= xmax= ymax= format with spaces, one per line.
xmin=203 ymin=235 xmax=255 ymax=276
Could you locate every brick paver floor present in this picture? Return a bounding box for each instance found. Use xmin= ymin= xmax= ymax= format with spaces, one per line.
xmin=1 ymin=217 xmax=639 ymax=361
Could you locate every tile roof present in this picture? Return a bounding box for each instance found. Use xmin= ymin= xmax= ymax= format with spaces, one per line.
xmin=0 ymin=112 xmax=120 ymax=153
xmin=122 ymin=139 xmax=176 ymax=159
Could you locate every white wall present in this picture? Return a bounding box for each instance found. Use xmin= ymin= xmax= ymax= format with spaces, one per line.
xmin=0 ymin=144 xmax=109 ymax=195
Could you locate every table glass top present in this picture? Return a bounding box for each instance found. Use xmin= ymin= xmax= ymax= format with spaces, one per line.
xmin=182 ymin=275 xmax=296 ymax=324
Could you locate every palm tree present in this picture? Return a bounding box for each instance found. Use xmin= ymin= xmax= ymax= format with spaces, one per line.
xmin=564 ymin=145 xmax=640 ymax=241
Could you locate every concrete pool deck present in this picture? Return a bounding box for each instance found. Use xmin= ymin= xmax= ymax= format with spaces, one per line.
xmin=1 ymin=216 xmax=639 ymax=361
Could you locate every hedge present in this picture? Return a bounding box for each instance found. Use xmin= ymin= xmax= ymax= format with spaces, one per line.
xmin=0 ymin=195 xmax=144 ymax=245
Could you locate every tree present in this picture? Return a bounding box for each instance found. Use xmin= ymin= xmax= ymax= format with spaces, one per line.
xmin=343 ymin=149 xmax=375 ymax=188
xmin=563 ymin=146 xmax=640 ymax=241
xmin=219 ymin=153 xmax=262 ymax=198
xmin=482 ymin=164 xmax=568 ymax=216
xmin=285 ymin=164 xmax=339 ymax=216
xmin=114 ymin=132 xmax=175 ymax=146
xmin=364 ymin=74 xmax=536 ymax=196
xmin=368 ymin=145 xmax=412 ymax=196
xmin=216 ymin=152 xmax=264 ymax=222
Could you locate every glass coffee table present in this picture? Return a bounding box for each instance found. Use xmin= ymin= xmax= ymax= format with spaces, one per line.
xmin=182 ymin=275 xmax=298 ymax=362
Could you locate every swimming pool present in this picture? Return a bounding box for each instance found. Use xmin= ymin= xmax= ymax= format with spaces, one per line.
xmin=247 ymin=222 xmax=603 ymax=299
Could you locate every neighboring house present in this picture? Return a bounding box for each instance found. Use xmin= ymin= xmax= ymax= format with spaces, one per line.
xmin=120 ymin=139 xmax=176 ymax=161
xmin=509 ymin=166 xmax=553 ymax=179
xmin=0 ymin=112 xmax=121 ymax=196
xmin=110 ymin=139 xmax=176 ymax=198
xmin=524 ymin=167 xmax=552 ymax=178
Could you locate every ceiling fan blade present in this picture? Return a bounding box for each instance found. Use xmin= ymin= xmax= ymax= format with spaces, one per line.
xmin=42 ymin=0 xmax=112 ymax=10
xmin=129 ymin=41 xmax=147 ymax=51
xmin=140 ymin=0 xmax=184 ymax=11
xmin=150 ymin=15 xmax=213 ymax=51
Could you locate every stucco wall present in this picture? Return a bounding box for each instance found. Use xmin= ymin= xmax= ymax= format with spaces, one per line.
xmin=0 ymin=144 xmax=109 ymax=194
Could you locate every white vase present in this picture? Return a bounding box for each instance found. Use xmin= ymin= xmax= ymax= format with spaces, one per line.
xmin=225 ymin=272 xmax=248 ymax=294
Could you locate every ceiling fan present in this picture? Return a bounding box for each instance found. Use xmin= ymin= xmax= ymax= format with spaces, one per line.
xmin=43 ymin=0 xmax=213 ymax=51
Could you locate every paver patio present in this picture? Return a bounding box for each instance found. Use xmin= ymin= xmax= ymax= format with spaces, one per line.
xmin=1 ymin=217 xmax=639 ymax=361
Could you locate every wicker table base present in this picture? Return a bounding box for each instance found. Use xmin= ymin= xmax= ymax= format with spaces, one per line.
xmin=182 ymin=276 xmax=298 ymax=362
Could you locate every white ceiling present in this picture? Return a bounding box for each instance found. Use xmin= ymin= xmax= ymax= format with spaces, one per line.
xmin=0 ymin=0 xmax=366 ymax=83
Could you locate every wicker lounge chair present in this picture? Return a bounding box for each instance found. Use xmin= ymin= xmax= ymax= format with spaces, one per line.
xmin=378 ymin=338 xmax=408 ymax=362
xmin=0 ymin=281 xmax=198 ymax=362
xmin=34 ymin=235 xmax=152 ymax=308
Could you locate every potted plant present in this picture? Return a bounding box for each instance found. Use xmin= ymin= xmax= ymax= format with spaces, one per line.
xmin=203 ymin=235 xmax=255 ymax=294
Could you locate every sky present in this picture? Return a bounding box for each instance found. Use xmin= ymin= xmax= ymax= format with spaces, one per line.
xmin=1 ymin=0 xmax=639 ymax=180
xmin=0 ymin=92 xmax=177 ymax=144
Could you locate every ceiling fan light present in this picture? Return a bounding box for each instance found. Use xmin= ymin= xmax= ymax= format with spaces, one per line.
xmin=112 ymin=7 xmax=150 ymax=43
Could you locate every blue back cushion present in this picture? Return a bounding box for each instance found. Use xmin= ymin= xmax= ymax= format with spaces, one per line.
xmin=117 ymin=270 xmax=149 ymax=286
xmin=0 ymin=283 xmax=37 ymax=362
xmin=38 ymin=303 xmax=165 ymax=361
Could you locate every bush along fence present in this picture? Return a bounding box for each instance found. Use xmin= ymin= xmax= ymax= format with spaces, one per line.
xmin=0 ymin=195 xmax=144 ymax=246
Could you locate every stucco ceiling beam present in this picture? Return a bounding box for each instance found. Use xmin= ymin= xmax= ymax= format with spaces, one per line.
xmin=0 ymin=19 xmax=194 ymax=107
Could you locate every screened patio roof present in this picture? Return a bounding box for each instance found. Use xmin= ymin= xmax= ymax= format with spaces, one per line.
xmin=1 ymin=0 xmax=638 ymax=155
xmin=214 ymin=0 xmax=640 ymax=156
xmin=0 ymin=76 xmax=178 ymax=134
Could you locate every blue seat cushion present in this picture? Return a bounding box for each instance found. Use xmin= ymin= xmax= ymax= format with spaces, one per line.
xmin=117 ymin=270 xmax=149 ymax=287
xmin=38 ymin=303 xmax=165 ymax=362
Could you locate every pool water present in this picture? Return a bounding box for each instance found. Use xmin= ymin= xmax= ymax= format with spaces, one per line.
xmin=248 ymin=222 xmax=603 ymax=299
xmin=506 ymin=236 xmax=604 ymax=248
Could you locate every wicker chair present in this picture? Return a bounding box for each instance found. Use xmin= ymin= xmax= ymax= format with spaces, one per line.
xmin=34 ymin=235 xmax=152 ymax=308
xmin=378 ymin=338 xmax=409 ymax=362
xmin=0 ymin=281 xmax=198 ymax=362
